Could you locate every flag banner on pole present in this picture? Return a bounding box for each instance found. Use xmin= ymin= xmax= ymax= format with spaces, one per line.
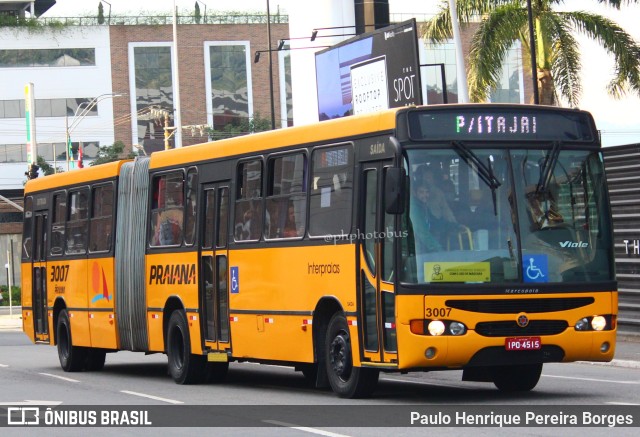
xmin=78 ymin=144 xmax=84 ymax=168
xmin=68 ymin=137 xmax=75 ymax=169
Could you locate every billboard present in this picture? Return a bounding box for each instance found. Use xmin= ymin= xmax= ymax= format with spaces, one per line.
xmin=315 ymin=19 xmax=422 ymax=121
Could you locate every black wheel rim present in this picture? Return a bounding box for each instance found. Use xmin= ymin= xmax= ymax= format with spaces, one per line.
xmin=329 ymin=331 xmax=351 ymax=381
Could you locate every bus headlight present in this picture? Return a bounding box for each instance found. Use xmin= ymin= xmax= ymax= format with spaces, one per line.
xmin=427 ymin=320 xmax=445 ymax=336
xmin=591 ymin=316 xmax=607 ymax=331
xmin=410 ymin=319 xmax=468 ymax=336
xmin=575 ymin=317 xmax=590 ymax=331
xmin=575 ymin=315 xmax=613 ymax=331
xmin=449 ymin=322 xmax=466 ymax=336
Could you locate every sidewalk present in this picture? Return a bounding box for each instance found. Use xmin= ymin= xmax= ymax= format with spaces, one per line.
xmin=2 ymin=312 xmax=639 ymax=367
xmin=0 ymin=311 xmax=22 ymax=331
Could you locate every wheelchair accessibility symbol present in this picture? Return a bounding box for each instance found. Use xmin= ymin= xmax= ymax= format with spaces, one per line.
xmin=231 ymin=266 xmax=239 ymax=293
xmin=523 ymin=255 xmax=548 ymax=283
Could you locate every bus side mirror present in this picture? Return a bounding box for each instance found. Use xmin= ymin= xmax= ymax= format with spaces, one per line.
xmin=385 ymin=167 xmax=405 ymax=215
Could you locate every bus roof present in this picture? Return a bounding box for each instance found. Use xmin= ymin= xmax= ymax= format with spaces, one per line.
xmin=24 ymin=160 xmax=130 ymax=195
xmin=149 ymin=108 xmax=402 ymax=170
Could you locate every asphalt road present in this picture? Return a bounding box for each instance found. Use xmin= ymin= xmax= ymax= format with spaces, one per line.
xmin=1 ymin=330 xmax=639 ymax=436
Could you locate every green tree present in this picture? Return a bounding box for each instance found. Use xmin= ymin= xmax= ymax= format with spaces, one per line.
xmin=36 ymin=155 xmax=63 ymax=176
xmin=89 ymin=141 xmax=135 ymax=166
xmin=194 ymin=2 xmax=201 ymax=24
xmin=423 ymin=0 xmax=640 ymax=106
xmin=98 ymin=2 xmax=105 ymax=25
xmin=207 ymin=113 xmax=273 ymax=140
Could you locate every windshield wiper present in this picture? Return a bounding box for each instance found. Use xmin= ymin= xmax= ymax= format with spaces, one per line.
xmin=451 ymin=141 xmax=502 ymax=215
xmin=451 ymin=141 xmax=501 ymax=190
xmin=535 ymin=141 xmax=561 ymax=195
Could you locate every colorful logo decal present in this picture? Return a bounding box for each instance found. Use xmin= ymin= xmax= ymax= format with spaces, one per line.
xmin=91 ymin=262 xmax=112 ymax=303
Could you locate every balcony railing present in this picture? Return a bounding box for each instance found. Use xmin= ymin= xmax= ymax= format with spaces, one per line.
xmin=0 ymin=13 xmax=289 ymax=27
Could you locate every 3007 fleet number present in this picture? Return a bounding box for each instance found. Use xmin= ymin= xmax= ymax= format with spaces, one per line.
xmin=50 ymin=265 xmax=70 ymax=282
xmin=425 ymin=307 xmax=452 ymax=318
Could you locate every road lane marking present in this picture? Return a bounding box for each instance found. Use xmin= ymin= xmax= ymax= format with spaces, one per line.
xmin=263 ymin=420 xmax=351 ymax=437
xmin=543 ymin=374 xmax=640 ymax=385
xmin=120 ymin=390 xmax=183 ymax=404
xmin=39 ymin=372 xmax=80 ymax=383
xmin=0 ymin=400 xmax=62 ymax=406
xmin=606 ymin=402 xmax=640 ymax=405
xmin=0 ymin=364 xmax=8 ymax=367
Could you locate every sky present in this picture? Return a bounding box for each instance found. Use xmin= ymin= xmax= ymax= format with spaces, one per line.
xmin=43 ymin=0 xmax=640 ymax=147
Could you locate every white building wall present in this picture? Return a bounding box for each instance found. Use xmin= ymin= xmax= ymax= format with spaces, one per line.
xmin=288 ymin=0 xmax=356 ymax=126
xmin=0 ymin=26 xmax=114 ymax=189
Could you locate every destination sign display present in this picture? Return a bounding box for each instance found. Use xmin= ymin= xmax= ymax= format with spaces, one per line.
xmin=407 ymin=107 xmax=596 ymax=142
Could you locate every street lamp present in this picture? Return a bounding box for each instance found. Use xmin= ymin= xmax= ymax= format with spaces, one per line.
xmin=254 ymin=44 xmax=330 ymax=63
xmin=66 ymin=93 xmax=122 ymax=170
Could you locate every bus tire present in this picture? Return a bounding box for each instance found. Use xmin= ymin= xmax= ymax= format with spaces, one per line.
xmin=57 ymin=309 xmax=87 ymax=372
xmin=492 ymin=363 xmax=542 ymax=392
xmin=166 ymin=310 xmax=206 ymax=384
xmin=325 ymin=313 xmax=379 ymax=398
xmin=84 ymin=349 xmax=106 ymax=371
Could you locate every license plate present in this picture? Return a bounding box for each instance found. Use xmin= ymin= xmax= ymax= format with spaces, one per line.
xmin=505 ymin=336 xmax=541 ymax=351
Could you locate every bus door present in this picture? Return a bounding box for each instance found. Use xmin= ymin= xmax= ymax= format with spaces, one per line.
xmin=200 ymin=183 xmax=231 ymax=356
xmin=359 ymin=161 xmax=398 ymax=365
xmin=32 ymin=211 xmax=49 ymax=342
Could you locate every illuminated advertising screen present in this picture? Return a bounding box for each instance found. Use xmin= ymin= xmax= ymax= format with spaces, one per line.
xmin=315 ymin=19 xmax=421 ymax=121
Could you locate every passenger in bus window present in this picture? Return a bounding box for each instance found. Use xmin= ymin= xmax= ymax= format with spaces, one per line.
xmin=415 ymin=165 xmax=457 ymax=224
xmin=283 ymin=203 xmax=301 ymax=238
xmin=410 ymin=182 xmax=442 ymax=252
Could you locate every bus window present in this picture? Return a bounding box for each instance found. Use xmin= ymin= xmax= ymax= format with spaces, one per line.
xmin=149 ymin=171 xmax=185 ymax=247
xmin=308 ymin=145 xmax=353 ymax=237
xmin=89 ymin=184 xmax=114 ymax=253
xmin=50 ymin=192 xmax=66 ymax=256
xmin=265 ymin=152 xmax=306 ymax=239
xmin=234 ymin=159 xmax=263 ymax=242
xmin=66 ymin=189 xmax=89 ymax=255
xmin=203 ymin=190 xmax=215 ymax=249
xmin=184 ymin=168 xmax=198 ymax=246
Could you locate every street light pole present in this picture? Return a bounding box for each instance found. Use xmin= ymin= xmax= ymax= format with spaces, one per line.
xmin=66 ymin=93 xmax=121 ymax=170
xmin=266 ymin=0 xmax=276 ymax=130
xmin=526 ymin=0 xmax=539 ymax=104
xmin=172 ymin=0 xmax=183 ymax=147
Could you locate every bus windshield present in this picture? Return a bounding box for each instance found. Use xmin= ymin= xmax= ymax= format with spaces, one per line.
xmin=400 ymin=146 xmax=614 ymax=286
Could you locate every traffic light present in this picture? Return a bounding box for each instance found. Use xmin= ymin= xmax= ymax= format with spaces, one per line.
xmin=26 ymin=163 xmax=39 ymax=180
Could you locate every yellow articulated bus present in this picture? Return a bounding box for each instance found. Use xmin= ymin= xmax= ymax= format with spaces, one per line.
xmin=22 ymin=104 xmax=617 ymax=398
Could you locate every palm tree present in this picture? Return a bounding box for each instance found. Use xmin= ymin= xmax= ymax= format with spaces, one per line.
xmin=423 ymin=0 xmax=640 ymax=106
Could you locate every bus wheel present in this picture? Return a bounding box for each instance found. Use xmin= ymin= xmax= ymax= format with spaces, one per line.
xmin=166 ymin=310 xmax=206 ymax=384
xmin=57 ymin=309 xmax=87 ymax=372
xmin=84 ymin=349 xmax=106 ymax=371
xmin=325 ymin=313 xmax=379 ymax=398
xmin=492 ymin=363 xmax=543 ymax=392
